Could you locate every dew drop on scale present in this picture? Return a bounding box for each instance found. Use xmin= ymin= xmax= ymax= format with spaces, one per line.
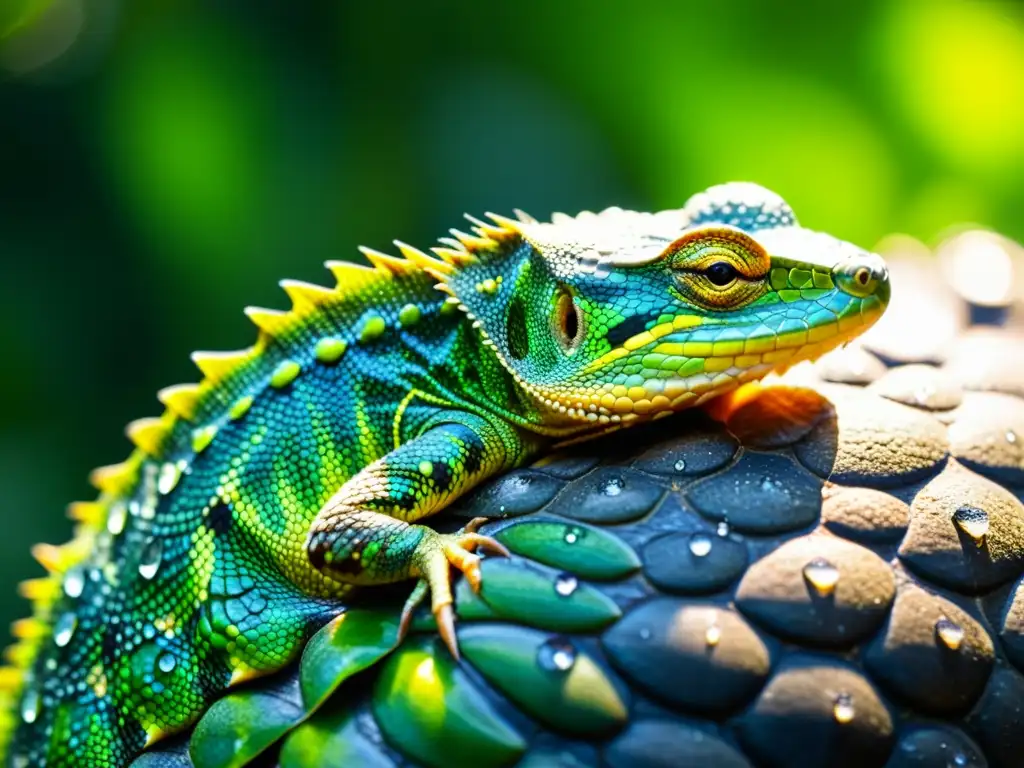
xmin=602 ymin=478 xmax=623 ymax=497
xmin=537 ymin=638 xmax=577 ymax=672
xmin=802 ymin=557 xmax=840 ymax=596
xmin=952 ymin=506 xmax=989 ymax=545
xmin=63 ymin=568 xmax=84 ymax=599
xmin=53 ymin=613 xmax=77 ymax=647
xmin=554 ymin=573 xmax=578 ymax=597
xmin=935 ymin=617 xmax=965 ymax=650
xmin=106 ymin=503 xmax=127 ymax=535
xmin=564 ymin=526 xmax=582 ymax=545
xmin=20 ymin=688 xmax=39 ymax=724
xmin=674 ymin=459 xmax=687 ymax=472
xmin=139 ymin=538 xmax=163 ymax=580
xmin=689 ymin=533 xmax=713 ymax=557
xmin=158 ymin=653 xmax=177 ymax=674
xmin=832 ymin=692 xmax=854 ymax=724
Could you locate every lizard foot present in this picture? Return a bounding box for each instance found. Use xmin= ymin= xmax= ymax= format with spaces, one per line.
xmin=409 ymin=526 xmax=510 ymax=659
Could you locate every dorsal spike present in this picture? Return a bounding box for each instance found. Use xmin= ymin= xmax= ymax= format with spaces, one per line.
xmin=0 ymin=665 xmax=23 ymax=691
xmin=67 ymin=501 xmax=104 ymax=525
xmin=4 ymin=642 xmax=35 ymax=668
xmin=279 ymin=279 xmax=335 ymax=310
xmin=326 ymin=260 xmax=380 ymax=293
xmin=244 ymin=306 xmax=293 ymax=336
xmin=358 ymin=246 xmax=416 ymax=277
xmin=484 ymin=211 xmax=522 ymax=233
xmin=438 ymin=236 xmax=463 ymax=250
xmin=551 ymin=211 xmax=574 ymax=225
xmin=157 ymin=383 xmax=202 ymax=421
xmin=463 ymin=213 xmax=488 ymax=229
xmin=394 ymin=241 xmax=455 ymax=276
xmin=89 ymin=460 xmax=137 ymax=494
xmin=432 ymin=246 xmax=479 ymax=268
xmin=514 ymin=208 xmax=537 ymax=224
xmin=449 ymin=228 xmax=493 ymax=251
xmin=125 ymin=416 xmax=170 ymax=456
xmin=30 ymin=544 xmax=65 ymax=574
xmin=17 ymin=578 xmax=58 ymax=603
xmin=191 ymin=349 xmax=255 ymax=383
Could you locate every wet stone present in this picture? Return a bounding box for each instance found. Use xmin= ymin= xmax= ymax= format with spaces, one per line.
xmin=867 ymin=364 xmax=964 ymax=411
xmin=815 ymin=344 xmax=888 ymax=386
xmin=494 ymin=520 xmax=641 ymax=581
xmin=602 ymin=598 xmax=772 ymax=715
xmin=736 ymin=654 xmax=895 ymax=768
xmin=531 ymin=453 xmax=602 ymax=480
xmin=451 ymin=469 xmax=563 ymax=520
xmin=642 ymin=530 xmax=748 ymax=594
xmin=548 ymin=467 xmax=663 ymax=524
xmin=898 ymin=460 xmax=1024 ymax=592
xmin=686 ymin=451 xmax=822 ymax=534
xmin=964 ymin=665 xmax=1024 ymax=768
xmin=821 ymin=485 xmax=910 ymax=544
xmin=631 ymin=421 xmax=740 ymax=477
xmin=885 ymin=726 xmax=986 ymax=768
xmin=794 ymin=385 xmax=949 ymax=489
xmin=735 ymin=534 xmax=895 ymax=647
xmin=946 ymin=392 xmax=1024 ymax=487
xmin=864 ymin=578 xmax=994 ymax=716
xmin=605 ymin=719 xmax=753 ymax=768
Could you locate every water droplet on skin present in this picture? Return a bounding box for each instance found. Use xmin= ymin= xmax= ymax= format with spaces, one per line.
xmin=537 ymin=638 xmax=577 ymax=672
xmin=554 ymin=573 xmax=578 ymax=597
xmin=674 ymin=459 xmax=687 ymax=472
xmin=564 ymin=526 xmax=583 ymax=545
xmin=832 ymin=692 xmax=855 ymax=724
xmin=705 ymin=621 xmax=722 ymax=647
xmin=20 ymin=688 xmax=39 ymax=724
xmin=953 ymin=506 xmax=989 ymax=545
xmin=935 ymin=617 xmax=965 ymax=650
xmin=689 ymin=533 xmax=713 ymax=557
xmin=157 ymin=463 xmax=182 ymax=495
xmin=106 ymin=503 xmax=127 ymax=535
xmin=139 ymin=538 xmax=163 ymax=580
xmin=1007 ymin=430 xmax=1018 ymax=445
xmin=53 ymin=613 xmax=77 ymax=647
xmin=158 ymin=653 xmax=177 ymax=674
xmin=602 ymin=478 xmax=623 ymax=496
xmin=803 ymin=557 xmax=840 ymax=596
xmin=63 ymin=568 xmax=84 ymax=599
xmin=716 ymin=521 xmax=730 ymax=537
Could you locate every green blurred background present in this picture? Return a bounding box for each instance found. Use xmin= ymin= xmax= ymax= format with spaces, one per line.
xmin=1 ymin=0 xmax=1023 ymax=640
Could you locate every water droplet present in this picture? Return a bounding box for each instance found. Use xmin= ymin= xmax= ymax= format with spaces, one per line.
xmin=832 ymin=692 xmax=855 ymax=724
xmin=106 ymin=503 xmax=127 ymax=535
xmin=53 ymin=613 xmax=77 ymax=647
xmin=953 ymin=753 xmax=968 ymax=767
xmin=674 ymin=458 xmax=687 ymax=472
xmin=20 ymin=688 xmax=39 ymax=724
xmin=705 ymin=621 xmax=722 ymax=647
xmin=537 ymin=638 xmax=577 ymax=672
xmin=802 ymin=557 xmax=840 ymax=596
xmin=63 ymin=568 xmax=84 ymax=599
xmin=1007 ymin=430 xmax=1018 ymax=445
xmin=564 ymin=526 xmax=583 ymax=545
xmin=935 ymin=617 xmax=965 ymax=650
xmin=716 ymin=521 xmax=730 ymax=537
xmin=554 ymin=573 xmax=578 ymax=597
xmin=953 ymin=506 xmax=989 ymax=545
xmin=158 ymin=653 xmax=177 ymax=674
xmin=689 ymin=533 xmax=713 ymax=557
xmin=760 ymin=476 xmax=777 ymax=491
xmin=139 ymin=538 xmax=163 ymax=580
xmin=639 ymin=627 xmax=652 ymax=640
xmin=157 ymin=463 xmax=182 ymax=495
xmin=602 ymin=478 xmax=623 ymax=496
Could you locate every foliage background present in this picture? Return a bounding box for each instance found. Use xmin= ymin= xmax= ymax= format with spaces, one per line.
xmin=1 ymin=0 xmax=1022 ymax=638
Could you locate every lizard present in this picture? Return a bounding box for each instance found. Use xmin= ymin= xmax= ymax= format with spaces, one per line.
xmin=0 ymin=182 xmax=889 ymax=767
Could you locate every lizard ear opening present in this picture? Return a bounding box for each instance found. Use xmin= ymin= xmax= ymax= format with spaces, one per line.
xmin=551 ymin=286 xmax=584 ymax=355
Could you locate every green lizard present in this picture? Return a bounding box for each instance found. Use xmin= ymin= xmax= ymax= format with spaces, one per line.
xmin=0 ymin=182 xmax=889 ymax=767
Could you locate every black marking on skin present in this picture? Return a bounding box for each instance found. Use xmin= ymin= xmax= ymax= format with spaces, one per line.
xmin=207 ymin=498 xmax=233 ymax=535
xmin=605 ymin=314 xmax=655 ymax=347
xmin=506 ymin=297 xmax=529 ymax=360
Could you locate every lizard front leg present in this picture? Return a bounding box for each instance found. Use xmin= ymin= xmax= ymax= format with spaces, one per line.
xmin=305 ymin=410 xmax=534 ymax=657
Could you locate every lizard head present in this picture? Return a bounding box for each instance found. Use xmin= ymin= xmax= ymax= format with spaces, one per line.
xmin=440 ymin=182 xmax=890 ymax=430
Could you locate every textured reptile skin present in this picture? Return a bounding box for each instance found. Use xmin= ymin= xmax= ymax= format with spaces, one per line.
xmin=134 ymin=255 xmax=1024 ymax=768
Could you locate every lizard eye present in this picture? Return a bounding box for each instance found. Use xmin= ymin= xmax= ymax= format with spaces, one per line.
xmin=705 ymin=261 xmax=739 ymax=287
xmin=552 ymin=287 xmax=583 ymax=354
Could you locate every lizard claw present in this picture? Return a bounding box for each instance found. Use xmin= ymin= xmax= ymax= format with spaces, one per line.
xmin=398 ymin=579 xmax=429 ymax=643
xmin=435 ymin=602 xmax=458 ymax=660
xmin=463 ymin=516 xmax=489 ymax=534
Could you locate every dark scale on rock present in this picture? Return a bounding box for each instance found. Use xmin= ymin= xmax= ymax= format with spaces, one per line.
xmin=864 ymin=575 xmax=994 ymax=716
xmin=642 ymin=529 xmax=748 ymax=594
xmin=604 ymin=719 xmax=753 ymax=768
xmin=449 ymin=469 xmax=564 ymax=519
xmin=964 ymin=665 xmax=1024 ymax=768
xmin=735 ymin=654 xmax=895 ymax=768
xmin=793 ymin=384 xmax=949 ymax=489
xmin=686 ymin=451 xmax=822 ymax=534
xmin=867 ymin=364 xmax=964 ymax=412
xmin=530 ymin=453 xmax=602 ymax=480
xmin=898 ymin=460 xmax=1024 ymax=592
xmin=735 ymin=534 xmax=895 ymax=647
xmin=548 ymin=467 xmax=664 ymax=524
xmin=602 ymin=598 xmax=773 ymax=715
xmin=885 ymin=726 xmax=987 ymax=768
xmin=821 ymin=484 xmax=910 ymax=544
xmin=630 ymin=419 xmax=739 ymax=477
